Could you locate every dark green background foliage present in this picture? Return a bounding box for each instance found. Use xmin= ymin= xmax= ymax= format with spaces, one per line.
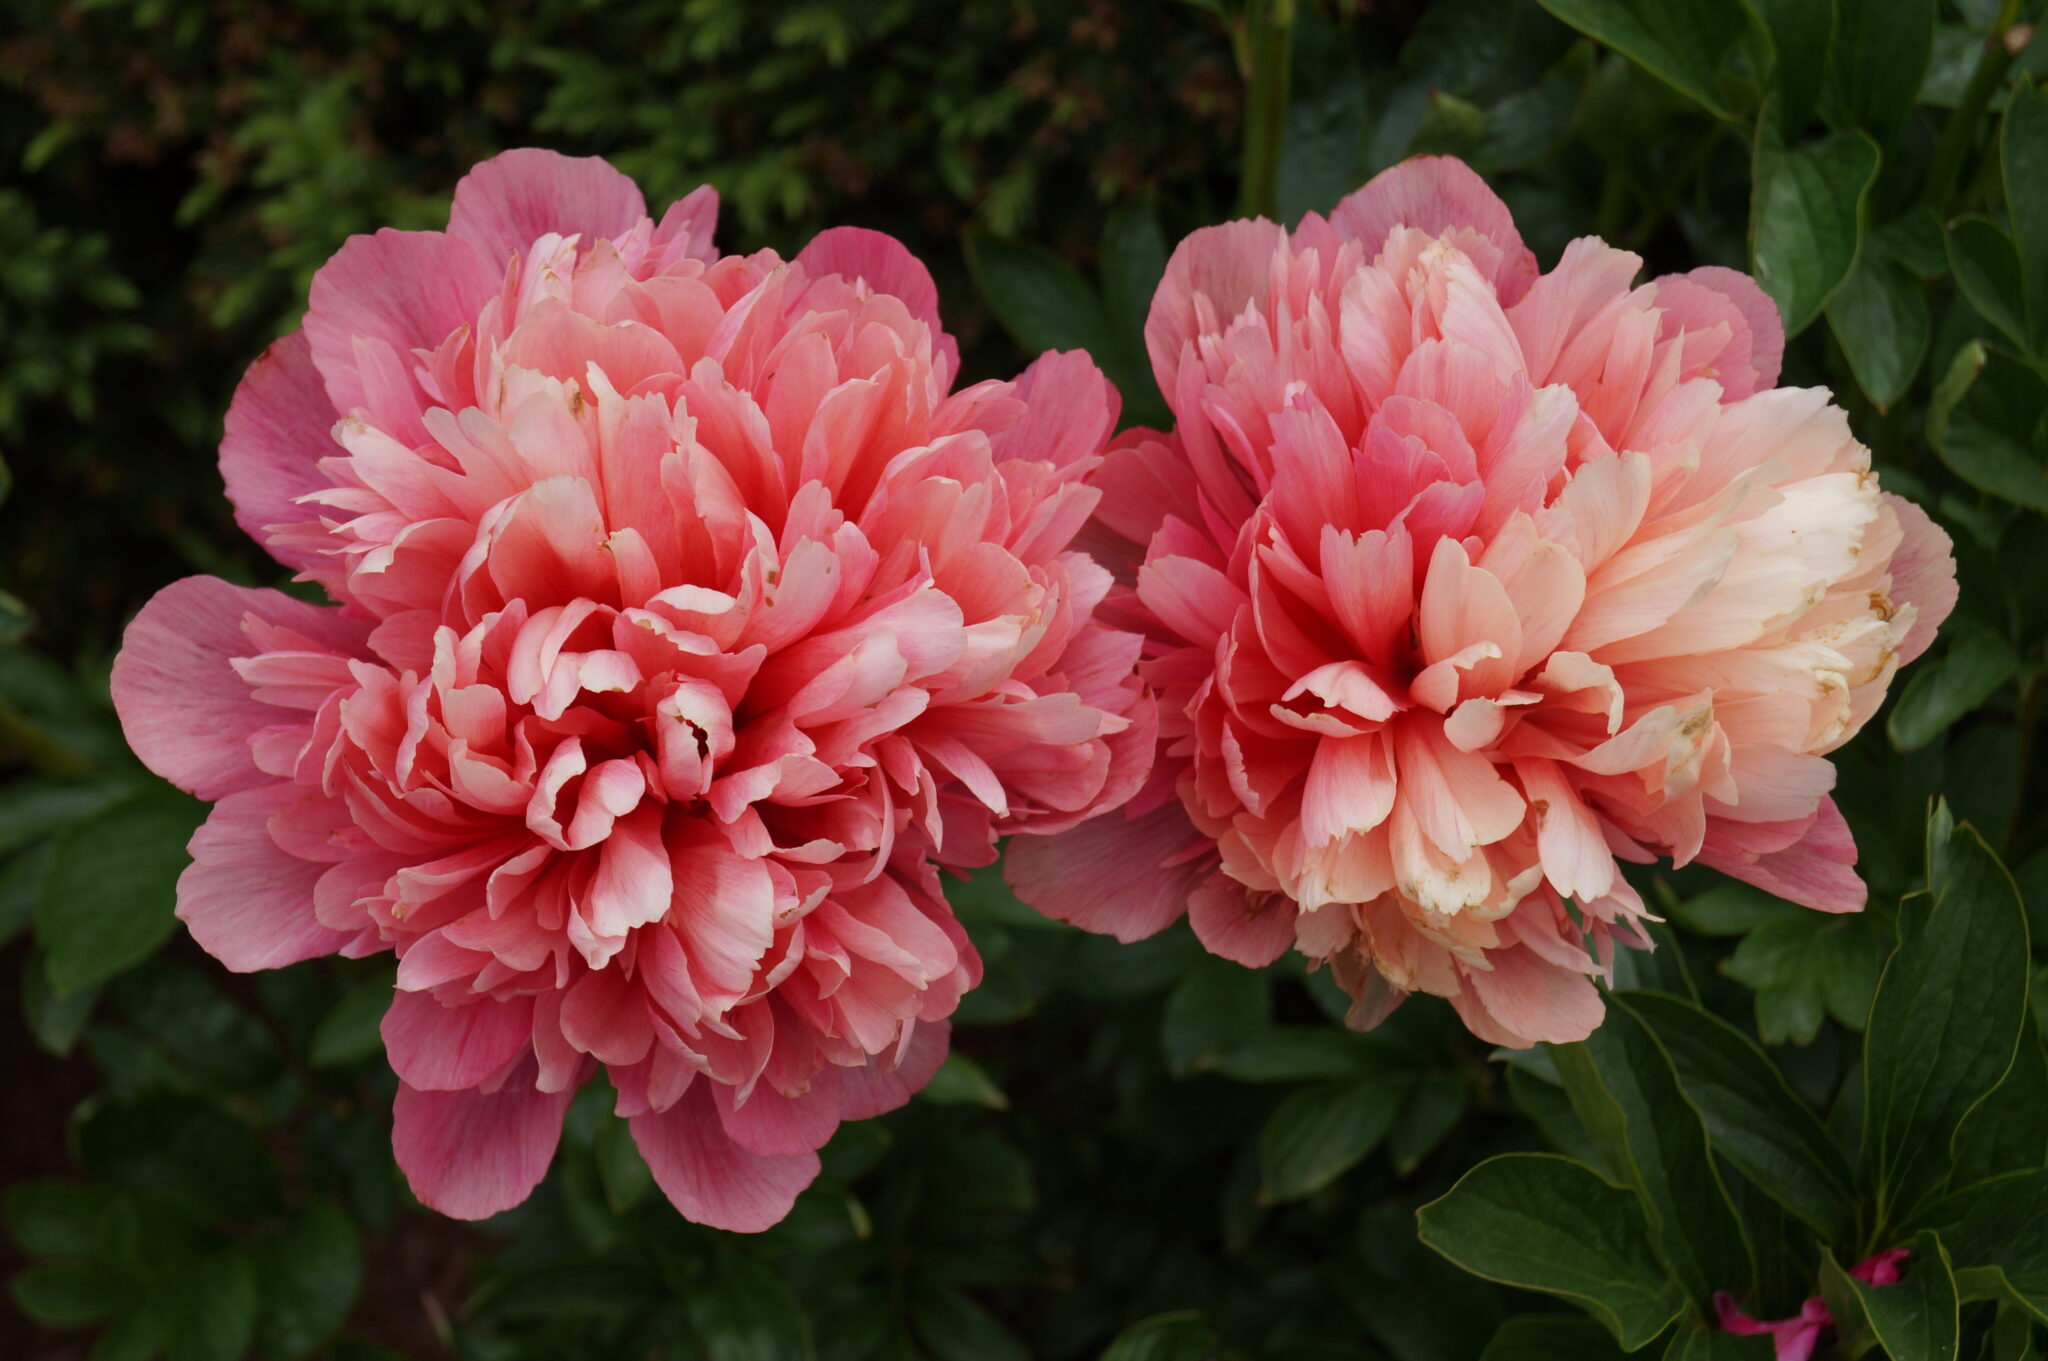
xmin=3 ymin=1 xmax=2048 ymax=1358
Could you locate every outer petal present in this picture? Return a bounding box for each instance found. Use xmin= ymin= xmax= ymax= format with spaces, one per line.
xmin=219 ymin=331 xmax=338 ymax=573
xmin=111 ymin=577 xmax=367 ymax=800
xmin=1884 ymin=494 xmax=1958 ymax=665
xmin=1004 ymin=799 xmax=1207 ymax=942
xmin=381 ymin=990 xmax=539 ymax=1092
xmin=178 ymin=785 xmax=352 ymax=970
xmin=631 ymin=1083 xmax=821 ymax=1233
xmin=795 ymin=226 xmax=958 ymax=379
xmin=1145 ymin=218 xmax=1289 ymax=396
xmin=1187 ymin=872 xmax=1294 ymax=967
xmin=448 ymin=147 xmax=650 ymax=266
xmin=838 ymin=1020 xmax=953 ymax=1121
xmin=392 ymin=1067 xmax=576 ymax=1220
xmin=1656 ymin=264 xmax=1784 ymax=396
xmin=1329 ymin=155 xmax=1539 ymax=304
xmin=303 ymin=228 xmax=498 ymax=425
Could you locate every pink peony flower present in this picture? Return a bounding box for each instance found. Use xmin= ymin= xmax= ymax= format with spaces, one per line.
xmin=112 ymin=149 xmax=1150 ymax=1229
xmin=1008 ymin=156 xmax=1957 ymax=1047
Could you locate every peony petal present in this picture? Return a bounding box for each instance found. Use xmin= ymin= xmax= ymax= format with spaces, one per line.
xmin=381 ymin=990 xmax=537 ymax=1092
xmin=111 ymin=577 xmax=367 ymax=801
xmin=1005 ymin=799 xmax=1207 ymax=942
xmin=177 ymin=785 xmax=354 ymax=970
xmin=631 ymin=1083 xmax=821 ymax=1233
xmin=1883 ymin=494 xmax=1958 ymax=665
xmin=1330 ymin=155 xmax=1539 ymax=304
xmin=448 ymin=147 xmax=650 ymax=266
xmin=393 ymin=1067 xmax=577 ymax=1220
xmin=219 ymin=331 xmax=342 ymax=575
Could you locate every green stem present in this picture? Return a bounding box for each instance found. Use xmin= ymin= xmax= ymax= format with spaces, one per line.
xmin=1923 ymin=0 xmax=2028 ymax=213
xmin=1238 ymin=0 xmax=1296 ymax=221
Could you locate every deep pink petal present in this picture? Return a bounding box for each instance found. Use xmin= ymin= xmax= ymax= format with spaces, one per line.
xmin=1005 ymin=799 xmax=1206 ymax=942
xmin=392 ymin=1067 xmax=576 ymax=1220
xmin=178 ymin=785 xmax=353 ymax=970
xmin=111 ymin=577 xmax=367 ymax=800
xmin=631 ymin=1084 xmax=820 ymax=1233
xmin=381 ymin=989 xmax=538 ymax=1091
xmin=1187 ymin=872 xmax=1294 ymax=967
xmin=218 ymin=331 xmax=340 ymax=574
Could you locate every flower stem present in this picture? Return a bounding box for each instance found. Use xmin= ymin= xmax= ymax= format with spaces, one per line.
xmin=1238 ymin=0 xmax=1296 ymax=221
xmin=1924 ymin=0 xmax=2029 ymax=212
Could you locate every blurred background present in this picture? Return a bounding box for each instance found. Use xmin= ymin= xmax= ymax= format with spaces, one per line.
xmin=3 ymin=2 xmax=2045 ymax=1359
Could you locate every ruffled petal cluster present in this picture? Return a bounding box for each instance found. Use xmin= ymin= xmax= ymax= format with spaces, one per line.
xmin=113 ymin=149 xmax=1149 ymax=1228
xmin=1008 ymin=156 xmax=1956 ymax=1047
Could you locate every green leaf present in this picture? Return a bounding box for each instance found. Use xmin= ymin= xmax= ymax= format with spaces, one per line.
xmin=1550 ymin=1001 xmax=1754 ymax=1312
xmin=1888 ymin=624 xmax=2022 ymax=752
xmin=255 ymin=1202 xmax=362 ymax=1361
xmin=913 ymin=1286 xmax=1029 ymax=1361
xmin=2002 ymin=80 xmax=2048 ymax=354
xmin=594 ymin=1114 xmax=653 ymax=1215
xmin=79 ymin=1094 xmax=280 ymax=1224
xmin=22 ymin=946 xmax=100 ymax=1056
xmin=1478 ymin=1314 xmax=1630 ymax=1361
xmin=35 ymin=786 xmax=205 ymax=995
xmin=1947 ymin=220 xmax=2030 ymax=352
xmin=1750 ymin=0 xmax=1835 ymax=134
xmin=1662 ymin=1330 xmax=1776 ymax=1359
xmin=1952 ymin=1025 xmax=2048 ymax=1185
xmin=1827 ymin=249 xmax=1929 ymax=408
xmin=1864 ymin=811 xmax=2032 ymax=1234
xmin=12 ymin=1262 xmax=122 ymax=1327
xmin=1535 ymin=0 xmax=1751 ymax=119
xmin=1257 ymin=1076 xmax=1406 ymax=1202
xmin=1947 ymin=1167 xmax=2048 ymax=1324
xmin=1163 ymin=959 xmax=1270 ymax=1077
xmin=1723 ymin=907 xmax=1894 ymax=1044
xmin=5 ymin=1179 xmax=104 ymax=1258
xmin=687 ymin=1256 xmax=815 ymax=1361
xmin=1820 ymin=1230 xmax=1959 ymax=1361
xmin=1876 ymin=207 xmax=1950 ymax=280
xmin=917 ymin=1051 xmax=1009 ymax=1110
xmin=1387 ymin=1074 xmax=1471 ymax=1176
xmin=1099 ymin=1311 xmax=1227 ymax=1361
xmin=308 ymin=975 xmax=393 ymax=1068
xmin=1098 ymin=204 xmax=1170 ymax=426
xmin=1417 ymin=1153 xmax=1685 ymax=1350
xmin=1832 ymin=0 xmax=1936 ymax=145
xmin=164 ymin=1249 xmax=260 ymax=1361
xmin=1208 ymin=1027 xmax=1378 ymax=1084
xmin=964 ymin=229 xmax=1156 ymax=426
xmin=1750 ymin=124 xmax=1880 ymax=336
xmin=1927 ymin=342 xmax=2048 ymax=510
xmin=1620 ymin=991 xmax=1857 ymax=1243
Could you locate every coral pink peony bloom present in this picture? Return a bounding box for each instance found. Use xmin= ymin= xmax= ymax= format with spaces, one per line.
xmin=112 ymin=149 xmax=1149 ymax=1229
xmin=1008 ymin=156 xmax=1957 ymax=1047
